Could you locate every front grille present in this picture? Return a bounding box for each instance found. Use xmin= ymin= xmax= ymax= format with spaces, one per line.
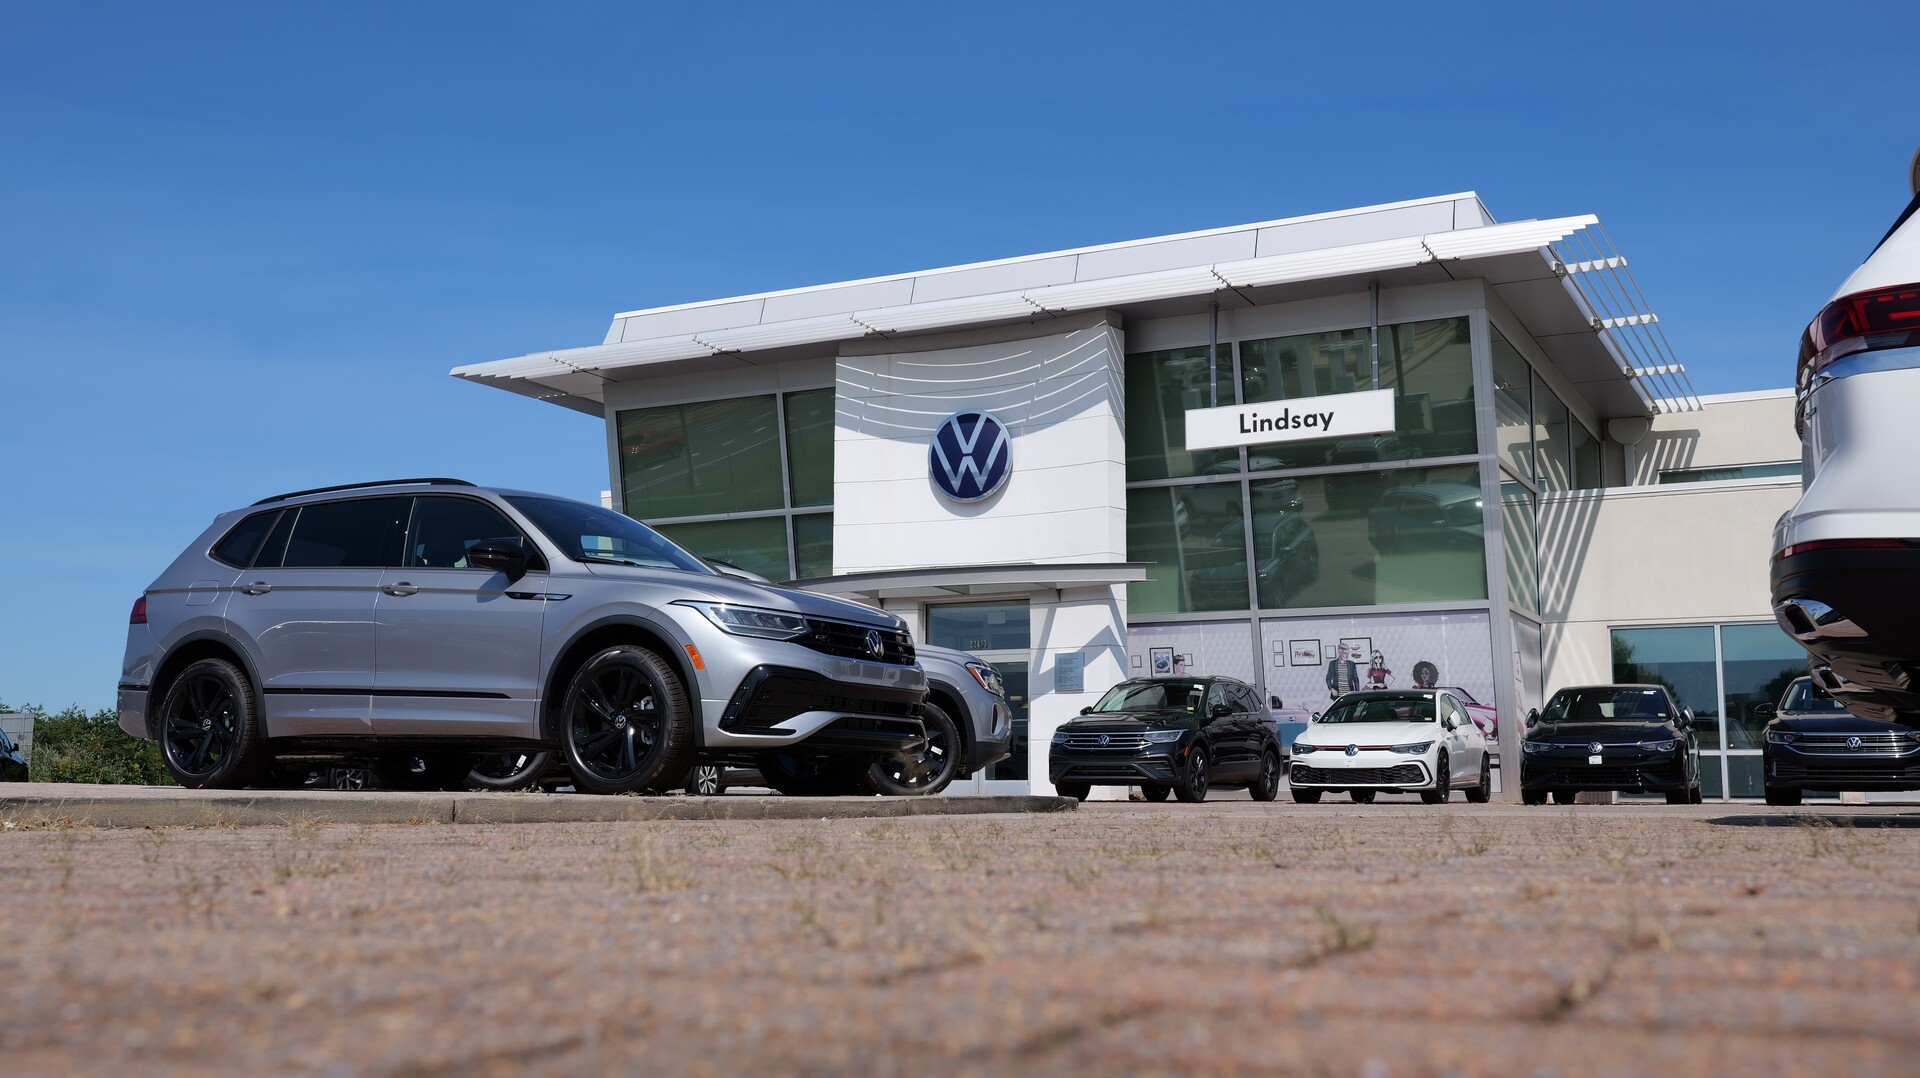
xmin=1291 ymin=763 xmax=1425 ymax=786
xmin=1790 ymin=733 xmax=1916 ymax=755
xmin=1064 ymin=763 xmax=1153 ymax=778
xmin=1528 ymin=764 xmax=1680 ymax=787
xmin=1063 ymin=734 xmax=1150 ymax=751
xmin=1770 ymin=759 xmax=1920 ymax=783
xmin=800 ymin=618 xmax=916 ymax=665
xmin=721 ymin=667 xmax=922 ymax=733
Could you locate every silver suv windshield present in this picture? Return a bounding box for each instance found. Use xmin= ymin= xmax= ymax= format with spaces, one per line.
xmin=505 ymin=495 xmax=713 ymax=574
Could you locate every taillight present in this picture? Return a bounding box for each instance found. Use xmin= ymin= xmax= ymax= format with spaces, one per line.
xmin=1798 ymin=284 xmax=1920 ymax=389
xmin=1774 ymin=537 xmax=1914 ymax=561
xmin=129 ymin=597 xmax=148 ymax=625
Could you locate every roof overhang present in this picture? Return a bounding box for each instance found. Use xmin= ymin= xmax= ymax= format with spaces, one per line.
xmin=790 ymin=562 xmax=1148 ymax=602
xmin=455 ymin=201 xmax=1698 ymax=419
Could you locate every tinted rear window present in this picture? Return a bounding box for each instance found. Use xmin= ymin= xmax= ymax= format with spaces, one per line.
xmin=281 ymin=498 xmax=409 ymax=568
xmin=210 ymin=510 xmax=282 ymax=568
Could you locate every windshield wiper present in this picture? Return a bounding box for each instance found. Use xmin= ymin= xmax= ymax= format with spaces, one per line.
xmin=575 ymin=553 xmax=649 ymax=568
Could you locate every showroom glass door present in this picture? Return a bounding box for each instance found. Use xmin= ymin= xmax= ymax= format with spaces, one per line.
xmin=927 ymin=600 xmax=1031 ymax=795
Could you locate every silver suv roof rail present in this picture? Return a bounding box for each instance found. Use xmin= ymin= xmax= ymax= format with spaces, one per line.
xmin=251 ymin=478 xmax=475 ymax=505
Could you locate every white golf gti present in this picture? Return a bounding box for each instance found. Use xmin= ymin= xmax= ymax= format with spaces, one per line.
xmin=1289 ymin=689 xmax=1491 ymax=804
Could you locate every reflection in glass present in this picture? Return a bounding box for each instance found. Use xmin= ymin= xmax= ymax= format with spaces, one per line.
xmin=988 ymin=662 xmax=1029 ymax=781
xmin=928 ymin=601 xmax=1032 ymax=651
xmin=783 ymin=389 xmax=835 ymax=507
xmin=1611 ymin=626 xmax=1720 ymax=750
xmin=1570 ymin=419 xmax=1601 ymax=489
xmin=792 ymin=513 xmax=833 ymax=579
xmin=653 ymin=517 xmax=790 ymax=582
xmin=1502 ymin=481 xmax=1538 ymax=613
xmin=1534 ymin=381 xmax=1572 ymax=491
xmin=1129 ymin=482 xmax=1248 ymax=613
xmin=1491 ymin=328 xmax=1532 ymax=484
xmin=1124 ymin=345 xmax=1239 ymax=481
xmin=1720 ymin=623 xmax=1806 ymax=750
xmin=618 ymin=396 xmax=784 ymax=519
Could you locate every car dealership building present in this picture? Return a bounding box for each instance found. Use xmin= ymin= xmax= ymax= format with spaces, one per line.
xmin=455 ymin=193 xmax=1809 ymax=800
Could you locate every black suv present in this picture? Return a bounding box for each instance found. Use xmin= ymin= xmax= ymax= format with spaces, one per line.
xmin=1047 ymin=676 xmax=1283 ymax=803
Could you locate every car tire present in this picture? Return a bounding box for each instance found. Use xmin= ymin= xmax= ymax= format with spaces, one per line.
xmin=1522 ymin=788 xmax=1548 ymax=805
xmin=1550 ymin=789 xmax=1576 ymax=805
xmin=1689 ymin=782 xmax=1704 ymax=804
xmin=685 ymin=764 xmax=726 ymax=796
xmin=1665 ymin=788 xmax=1691 ymax=805
xmin=864 ymin=703 xmax=961 ymax=796
xmin=1291 ymin=788 xmax=1322 ymax=804
xmin=759 ymin=752 xmax=868 ymax=796
xmin=1764 ymin=786 xmax=1803 ymax=806
xmin=1054 ymin=781 xmax=1092 ymax=801
xmin=1141 ymin=784 xmax=1171 ymax=802
xmin=466 ymin=751 xmax=552 ymax=792
xmin=157 ymin=658 xmax=268 ymax=789
xmin=1349 ymin=789 xmax=1376 ymax=804
xmin=559 ymin=644 xmax=694 ymax=796
xmin=1419 ymin=752 xmax=1451 ymax=804
xmin=1465 ymin=755 xmax=1492 ymax=804
xmin=1173 ymin=751 xmax=1210 ymax=803
xmin=1248 ymin=751 xmax=1282 ymax=802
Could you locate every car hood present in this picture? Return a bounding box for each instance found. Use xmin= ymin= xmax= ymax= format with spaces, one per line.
xmin=1061 ymin=711 xmax=1198 ymax=733
xmin=1526 ymin=721 xmax=1680 ymax=744
xmin=1297 ymin=721 xmax=1440 ymax=746
xmin=1770 ymin=714 xmax=1908 ymax=734
xmin=578 ymin=564 xmax=904 ymax=629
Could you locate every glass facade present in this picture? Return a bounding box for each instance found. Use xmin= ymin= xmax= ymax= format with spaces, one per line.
xmin=616 ymin=388 xmax=834 ymax=580
xmin=1125 ymin=345 xmax=1240 ymax=481
xmin=1611 ymin=622 xmax=1805 ymax=798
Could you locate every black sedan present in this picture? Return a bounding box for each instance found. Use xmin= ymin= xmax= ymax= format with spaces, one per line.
xmin=0 ymin=727 xmax=27 ymax=782
xmin=1048 ymin=676 xmax=1283 ymax=803
xmin=1759 ymin=676 xmax=1920 ymax=806
xmin=1520 ymin=684 xmax=1702 ymax=804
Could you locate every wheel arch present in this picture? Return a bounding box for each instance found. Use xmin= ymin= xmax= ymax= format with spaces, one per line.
xmin=924 ymin=679 xmax=973 ymax=770
xmin=147 ymin=632 xmax=263 ymax=739
xmin=541 ymin=615 xmax=698 ymax=745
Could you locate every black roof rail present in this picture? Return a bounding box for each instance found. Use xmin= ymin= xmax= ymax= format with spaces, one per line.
xmin=252 ymin=478 xmax=476 ymax=506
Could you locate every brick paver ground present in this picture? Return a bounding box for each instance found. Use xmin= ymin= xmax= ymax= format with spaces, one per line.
xmin=4 ymin=799 xmax=1918 ymax=1075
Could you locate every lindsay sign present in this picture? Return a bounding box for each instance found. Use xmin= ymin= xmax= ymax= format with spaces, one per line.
xmin=1184 ymin=388 xmax=1397 ymax=450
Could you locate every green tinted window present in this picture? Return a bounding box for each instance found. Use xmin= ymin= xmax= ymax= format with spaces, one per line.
xmin=618 ymin=396 xmax=784 ymax=519
xmin=784 ymin=389 xmax=835 ymax=507
xmin=653 ymin=517 xmax=790 ymax=582
xmin=1125 ymin=345 xmax=1239 ymax=481
xmin=1491 ymin=327 xmax=1532 ymax=483
xmin=792 ymin=512 xmax=833 ymax=579
xmin=1502 ymin=481 xmax=1538 ymax=613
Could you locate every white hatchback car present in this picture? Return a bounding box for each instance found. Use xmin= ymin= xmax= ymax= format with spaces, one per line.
xmin=1771 ymin=149 xmax=1920 ymax=724
xmin=1288 ymin=689 xmax=1491 ymax=804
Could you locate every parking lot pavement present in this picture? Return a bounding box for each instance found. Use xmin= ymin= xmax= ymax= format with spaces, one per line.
xmin=4 ymin=801 xmax=1918 ymax=1074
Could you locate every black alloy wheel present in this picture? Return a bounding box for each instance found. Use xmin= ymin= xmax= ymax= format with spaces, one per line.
xmin=1174 ymin=751 xmax=1210 ymax=803
xmin=157 ymin=658 xmax=265 ymax=789
xmin=865 ymin=703 xmax=961 ymax=796
xmin=1522 ymin=788 xmax=1548 ymax=805
xmin=1291 ymin=787 xmax=1322 ymax=804
xmin=686 ymin=764 xmax=725 ymax=796
xmin=1551 ymin=789 xmax=1576 ymax=805
xmin=1420 ymin=752 xmax=1451 ymax=805
xmin=1764 ymin=786 xmax=1803 ymax=807
xmin=560 ymin=645 xmax=693 ymax=795
xmin=1054 ymin=780 xmax=1092 ymax=801
xmin=467 ymin=750 xmax=552 ymax=792
xmin=1140 ymin=784 xmax=1171 ymax=802
xmin=1248 ymin=751 xmax=1282 ymax=802
xmin=1349 ymin=789 xmax=1377 ymax=804
xmin=1465 ymin=755 xmax=1492 ymax=804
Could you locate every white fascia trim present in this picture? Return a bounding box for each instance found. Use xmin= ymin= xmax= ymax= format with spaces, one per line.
xmin=1696 ymin=388 xmax=1794 ymax=404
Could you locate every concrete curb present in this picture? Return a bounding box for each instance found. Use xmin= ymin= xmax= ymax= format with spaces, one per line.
xmin=0 ymin=783 xmax=1075 ymax=829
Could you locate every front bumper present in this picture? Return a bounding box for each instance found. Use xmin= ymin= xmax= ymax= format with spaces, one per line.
xmin=1049 ymin=743 xmax=1188 ymax=786
xmin=713 ymin=665 xmax=927 ymax=757
xmin=1289 ymin=751 xmax=1432 ymax=789
xmin=1520 ymin=750 xmax=1688 ymax=793
xmin=1764 ymin=742 xmax=1920 ymax=790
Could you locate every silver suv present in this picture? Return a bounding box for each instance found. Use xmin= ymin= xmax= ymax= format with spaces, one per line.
xmin=118 ymin=479 xmax=928 ymax=793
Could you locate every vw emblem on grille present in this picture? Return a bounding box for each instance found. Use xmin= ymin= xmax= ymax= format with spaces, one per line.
xmin=1589 ymin=743 xmax=1603 ymax=755
xmin=1345 ymin=745 xmax=1358 ymax=757
xmin=929 ymin=411 xmax=1011 ymax=502
xmin=1097 ymin=733 xmax=1110 ymax=746
xmin=1846 ymin=735 xmax=1863 ymax=751
xmin=863 ymin=629 xmax=886 ymax=660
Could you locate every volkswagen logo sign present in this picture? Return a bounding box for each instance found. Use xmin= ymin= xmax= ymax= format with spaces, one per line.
xmin=1589 ymin=743 xmax=1604 ymax=755
xmin=1846 ymin=735 xmax=1863 ymax=751
xmin=1344 ymin=744 xmax=1358 ymax=757
xmin=1097 ymin=733 xmax=1110 ymax=746
xmin=863 ymin=629 xmax=886 ymax=660
xmin=929 ymin=410 xmax=1011 ymax=502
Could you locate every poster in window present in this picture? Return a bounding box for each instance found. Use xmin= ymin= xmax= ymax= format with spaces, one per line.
xmin=1149 ymin=647 xmax=1174 ymax=676
xmin=1288 ymin=639 xmax=1321 ymax=667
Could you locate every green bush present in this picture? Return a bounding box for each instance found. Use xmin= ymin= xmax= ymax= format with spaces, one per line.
xmin=6 ymin=701 xmax=175 ymax=786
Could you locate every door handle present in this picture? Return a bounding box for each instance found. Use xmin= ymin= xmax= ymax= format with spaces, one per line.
xmin=384 ymin=583 xmax=419 ymax=597
xmin=241 ymin=582 xmax=272 ymax=595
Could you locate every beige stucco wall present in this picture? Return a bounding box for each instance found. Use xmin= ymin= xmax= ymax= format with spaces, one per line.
xmin=1629 ymin=391 xmax=1797 ymax=484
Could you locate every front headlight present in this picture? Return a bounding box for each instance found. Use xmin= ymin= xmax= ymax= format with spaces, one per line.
xmin=1292 ymin=741 xmax=1319 ymax=755
xmin=674 ymin=601 xmax=809 ymax=640
xmin=1389 ymin=741 xmax=1433 ymax=755
xmin=1645 ymin=739 xmax=1680 ymax=753
xmin=966 ymin=662 xmax=1004 ymax=697
xmin=1765 ymin=729 xmax=1796 ymax=745
xmin=1144 ymin=729 xmax=1185 ymax=743
xmin=1052 ymin=727 xmax=1070 ymax=745
xmin=1522 ymin=740 xmax=1552 ymax=754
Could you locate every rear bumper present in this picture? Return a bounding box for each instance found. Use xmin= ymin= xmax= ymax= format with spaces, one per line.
xmin=117 ymin=684 xmax=150 ymax=740
xmin=1771 ymin=546 xmax=1920 ymax=718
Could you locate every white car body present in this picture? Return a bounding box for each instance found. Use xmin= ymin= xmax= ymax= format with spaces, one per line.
xmin=1289 ymin=689 xmax=1490 ymax=800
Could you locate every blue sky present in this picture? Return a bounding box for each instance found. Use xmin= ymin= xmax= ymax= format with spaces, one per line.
xmin=3 ymin=2 xmax=1917 ymax=712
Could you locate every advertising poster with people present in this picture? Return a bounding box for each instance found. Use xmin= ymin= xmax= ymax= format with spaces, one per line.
xmin=1260 ymin=611 xmax=1498 ymax=736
